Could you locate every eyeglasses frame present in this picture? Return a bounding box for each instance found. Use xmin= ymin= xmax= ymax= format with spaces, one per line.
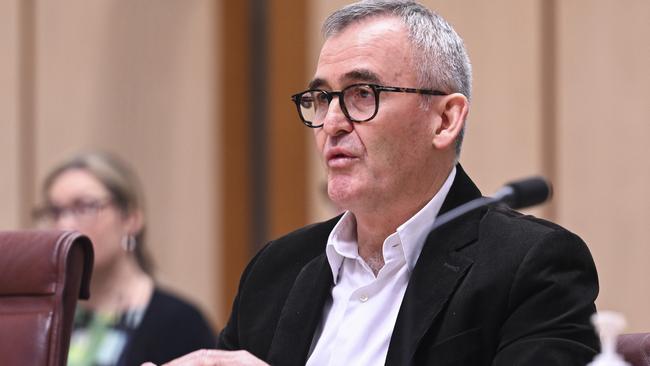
xmin=32 ymin=197 xmax=115 ymax=224
xmin=290 ymin=83 xmax=448 ymax=128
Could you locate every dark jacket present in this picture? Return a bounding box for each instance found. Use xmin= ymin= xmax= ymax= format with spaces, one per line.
xmin=218 ymin=165 xmax=599 ymax=365
xmin=120 ymin=288 xmax=216 ymax=366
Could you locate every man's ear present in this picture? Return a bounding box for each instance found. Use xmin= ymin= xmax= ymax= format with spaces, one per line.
xmin=432 ymin=93 xmax=469 ymax=150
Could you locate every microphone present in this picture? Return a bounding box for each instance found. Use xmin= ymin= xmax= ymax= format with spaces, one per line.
xmin=492 ymin=176 xmax=552 ymax=210
xmin=431 ymin=176 xmax=552 ymax=231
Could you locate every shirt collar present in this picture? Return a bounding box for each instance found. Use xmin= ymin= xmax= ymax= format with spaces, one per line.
xmin=325 ymin=167 xmax=457 ymax=283
xmin=325 ymin=211 xmax=357 ymax=284
xmin=397 ymin=166 xmax=456 ymax=271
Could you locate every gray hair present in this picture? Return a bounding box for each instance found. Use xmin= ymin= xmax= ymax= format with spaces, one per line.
xmin=323 ymin=0 xmax=472 ymax=156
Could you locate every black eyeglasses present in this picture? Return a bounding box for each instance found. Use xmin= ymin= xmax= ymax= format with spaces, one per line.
xmin=290 ymin=83 xmax=448 ymax=128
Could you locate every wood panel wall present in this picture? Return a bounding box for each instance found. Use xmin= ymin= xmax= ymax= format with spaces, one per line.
xmin=556 ymin=0 xmax=650 ymax=332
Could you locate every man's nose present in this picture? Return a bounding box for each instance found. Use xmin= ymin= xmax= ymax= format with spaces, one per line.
xmin=322 ymin=96 xmax=353 ymax=137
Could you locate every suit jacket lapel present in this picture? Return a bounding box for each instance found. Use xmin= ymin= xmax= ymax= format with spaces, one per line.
xmin=267 ymin=253 xmax=333 ymax=366
xmin=385 ymin=164 xmax=483 ymax=366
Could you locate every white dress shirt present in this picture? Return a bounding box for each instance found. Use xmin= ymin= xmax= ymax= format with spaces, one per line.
xmin=306 ymin=167 xmax=456 ymax=366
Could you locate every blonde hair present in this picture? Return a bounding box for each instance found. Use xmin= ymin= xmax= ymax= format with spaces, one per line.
xmin=42 ymin=151 xmax=153 ymax=274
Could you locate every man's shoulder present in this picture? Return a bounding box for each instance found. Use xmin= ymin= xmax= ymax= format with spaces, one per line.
xmin=271 ymin=215 xmax=341 ymax=248
xmin=232 ymin=216 xmax=341 ymax=313
xmin=483 ymin=206 xmax=578 ymax=237
xmin=245 ymin=215 xmax=341 ymax=273
xmin=478 ymin=205 xmax=588 ymax=255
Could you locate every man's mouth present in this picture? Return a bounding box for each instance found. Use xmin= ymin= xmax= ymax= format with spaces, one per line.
xmin=326 ymin=148 xmax=357 ymax=168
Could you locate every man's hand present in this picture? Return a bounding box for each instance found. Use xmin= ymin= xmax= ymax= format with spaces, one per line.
xmin=141 ymin=350 xmax=270 ymax=366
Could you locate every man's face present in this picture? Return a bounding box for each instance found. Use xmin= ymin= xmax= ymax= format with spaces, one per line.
xmin=312 ymin=16 xmax=444 ymax=215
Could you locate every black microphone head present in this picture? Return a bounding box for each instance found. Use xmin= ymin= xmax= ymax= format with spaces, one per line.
xmin=501 ymin=176 xmax=552 ymax=209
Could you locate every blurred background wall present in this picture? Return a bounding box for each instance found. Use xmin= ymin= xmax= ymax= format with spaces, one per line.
xmin=1 ymin=0 xmax=648 ymax=332
xmin=1 ymin=0 xmax=222 ymax=325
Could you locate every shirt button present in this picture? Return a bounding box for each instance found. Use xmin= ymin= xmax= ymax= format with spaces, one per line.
xmin=359 ymin=294 xmax=369 ymax=302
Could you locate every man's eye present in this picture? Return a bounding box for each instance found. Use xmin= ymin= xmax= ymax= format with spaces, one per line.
xmin=300 ymin=97 xmax=314 ymax=108
xmin=352 ymin=86 xmax=373 ymax=99
xmin=315 ymin=93 xmax=329 ymax=103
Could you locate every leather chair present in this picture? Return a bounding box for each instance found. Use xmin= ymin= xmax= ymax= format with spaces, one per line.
xmin=0 ymin=230 xmax=93 ymax=366
xmin=618 ymin=332 xmax=650 ymax=366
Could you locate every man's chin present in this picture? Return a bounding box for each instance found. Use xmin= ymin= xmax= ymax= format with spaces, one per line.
xmin=327 ymin=182 xmax=361 ymax=210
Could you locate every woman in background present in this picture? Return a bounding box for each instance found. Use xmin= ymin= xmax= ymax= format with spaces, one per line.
xmin=34 ymin=151 xmax=216 ymax=366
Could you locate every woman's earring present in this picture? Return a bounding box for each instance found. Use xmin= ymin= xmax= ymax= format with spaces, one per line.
xmin=121 ymin=234 xmax=137 ymax=252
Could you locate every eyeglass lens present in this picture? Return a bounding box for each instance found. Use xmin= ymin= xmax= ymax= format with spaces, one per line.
xmin=298 ymin=84 xmax=377 ymax=125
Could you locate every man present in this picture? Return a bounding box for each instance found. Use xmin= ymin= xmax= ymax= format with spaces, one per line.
xmin=156 ymin=1 xmax=599 ymax=365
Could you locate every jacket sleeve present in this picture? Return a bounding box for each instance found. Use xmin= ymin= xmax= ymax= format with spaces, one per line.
xmin=493 ymin=229 xmax=600 ymax=365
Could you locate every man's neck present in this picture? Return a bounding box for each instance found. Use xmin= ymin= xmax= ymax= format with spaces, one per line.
xmin=352 ymin=164 xmax=455 ymax=273
xmin=354 ymin=197 xmax=426 ymax=259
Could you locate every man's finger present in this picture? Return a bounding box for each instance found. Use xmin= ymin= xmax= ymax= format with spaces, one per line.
xmin=164 ymin=349 xmax=223 ymax=365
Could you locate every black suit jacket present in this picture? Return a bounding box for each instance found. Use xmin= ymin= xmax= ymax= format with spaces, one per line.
xmin=218 ymin=166 xmax=599 ymax=365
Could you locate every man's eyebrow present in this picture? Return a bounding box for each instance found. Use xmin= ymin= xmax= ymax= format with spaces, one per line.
xmin=307 ymin=69 xmax=382 ymax=90
xmin=308 ymin=78 xmax=326 ymax=90
xmin=343 ymin=69 xmax=382 ymax=84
